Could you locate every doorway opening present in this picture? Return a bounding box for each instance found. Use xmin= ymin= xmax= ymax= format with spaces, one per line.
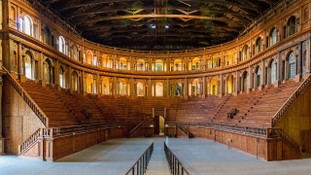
xmin=154 ymin=115 xmax=165 ymax=136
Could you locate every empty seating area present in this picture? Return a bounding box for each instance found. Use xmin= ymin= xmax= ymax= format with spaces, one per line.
xmin=19 ymin=79 xmax=301 ymax=130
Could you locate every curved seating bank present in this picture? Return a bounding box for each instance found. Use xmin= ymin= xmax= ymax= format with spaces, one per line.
xmin=0 ymin=0 xmax=311 ymax=162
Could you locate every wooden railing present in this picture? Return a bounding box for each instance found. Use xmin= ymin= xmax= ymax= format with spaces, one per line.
xmin=129 ymin=121 xmax=144 ymax=137
xmin=125 ymin=142 xmax=154 ymax=175
xmin=164 ymin=142 xmax=190 ymax=175
xmin=272 ymin=75 xmax=311 ymax=127
xmin=2 ymin=67 xmax=48 ymax=126
xmin=18 ymin=128 xmax=53 ymax=155
xmin=267 ymin=128 xmax=301 ymax=153
xmin=177 ymin=124 xmax=193 ymax=138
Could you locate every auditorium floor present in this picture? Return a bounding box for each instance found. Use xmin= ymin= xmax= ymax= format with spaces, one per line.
xmin=0 ymin=137 xmax=311 ymax=175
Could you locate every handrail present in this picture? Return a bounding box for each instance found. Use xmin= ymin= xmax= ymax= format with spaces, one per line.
xmin=177 ymin=122 xmax=267 ymax=137
xmin=2 ymin=66 xmax=48 ymax=126
xmin=272 ymin=75 xmax=311 ymax=127
xmin=125 ymin=142 xmax=154 ymax=175
xmin=164 ymin=142 xmax=190 ymax=175
xmin=129 ymin=121 xmax=144 ymax=137
xmin=177 ymin=124 xmax=193 ymax=138
xmin=267 ymin=128 xmax=301 ymax=153
xmin=18 ymin=128 xmax=42 ymax=155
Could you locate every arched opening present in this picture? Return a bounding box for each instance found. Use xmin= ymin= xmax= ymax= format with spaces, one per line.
xmin=71 ymin=44 xmax=79 ymax=61
xmin=287 ymin=51 xmax=296 ymax=79
xmin=155 ymin=82 xmax=163 ymax=97
xmin=23 ymin=15 xmax=33 ymax=36
xmin=24 ymin=52 xmax=34 ymax=79
xmin=136 ymin=59 xmax=145 ymax=71
xmin=175 ymin=83 xmax=183 ymax=96
xmin=173 ymin=59 xmax=182 ymax=71
xmin=255 ymin=67 xmax=261 ymax=88
xmin=137 ymin=82 xmax=144 ymax=96
xmin=241 ymin=45 xmax=249 ymax=61
xmin=269 ymin=28 xmax=278 ymax=46
xmin=42 ymin=26 xmax=52 ymax=46
xmin=287 ymin=16 xmax=297 ymax=36
xmin=86 ymin=51 xmax=93 ymax=65
xmin=71 ymin=71 xmax=79 ymax=92
xmin=155 ymin=60 xmax=163 ymax=72
xmin=43 ymin=59 xmax=54 ymax=84
xmin=119 ymin=57 xmax=128 ymax=70
xmin=269 ymin=59 xmax=277 ymax=84
xmin=86 ymin=74 xmax=94 ymax=94
xmin=189 ymin=79 xmax=201 ymax=96
xmin=255 ymin=37 xmax=262 ymax=54
xmin=59 ymin=66 xmax=66 ymax=89
xmin=58 ymin=36 xmax=66 ymax=54
xmin=210 ymin=77 xmax=218 ymax=95
xmin=101 ymin=77 xmax=110 ymax=95
xmin=227 ymin=75 xmax=233 ymax=94
xmin=118 ymin=79 xmax=128 ymax=96
xmin=241 ymin=71 xmax=248 ymax=92
xmin=189 ymin=57 xmax=200 ymax=70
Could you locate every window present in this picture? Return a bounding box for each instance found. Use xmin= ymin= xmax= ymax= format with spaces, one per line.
xmin=58 ymin=36 xmax=66 ymax=54
xmin=270 ymin=28 xmax=278 ymax=46
xmin=24 ymin=53 xmax=32 ymax=79
xmin=137 ymin=82 xmax=144 ymax=96
xmin=71 ymin=72 xmax=79 ymax=92
xmin=255 ymin=37 xmax=262 ymax=54
xmin=72 ymin=45 xmax=79 ymax=60
xmin=287 ymin=16 xmax=297 ymax=36
xmin=288 ymin=52 xmax=296 ymax=79
xmin=24 ymin=16 xmax=33 ymax=36
xmin=241 ymin=45 xmax=249 ymax=61
xmin=270 ymin=60 xmax=277 ymax=84
xmin=42 ymin=27 xmax=52 ymax=45
xmin=59 ymin=67 xmax=66 ymax=88
xmin=44 ymin=60 xmax=54 ymax=84
xmin=155 ymin=60 xmax=163 ymax=72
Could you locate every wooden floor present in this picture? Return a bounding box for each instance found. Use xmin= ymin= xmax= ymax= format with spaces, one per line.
xmin=1 ymin=138 xmax=311 ymax=175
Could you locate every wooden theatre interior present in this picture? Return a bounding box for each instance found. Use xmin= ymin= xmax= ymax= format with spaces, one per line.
xmin=0 ymin=0 xmax=311 ymax=162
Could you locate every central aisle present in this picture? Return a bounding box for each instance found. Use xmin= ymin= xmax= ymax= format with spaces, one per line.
xmin=146 ymin=137 xmax=170 ymax=175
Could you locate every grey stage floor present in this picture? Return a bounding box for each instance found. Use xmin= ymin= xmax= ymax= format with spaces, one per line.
xmin=1 ymin=137 xmax=311 ymax=175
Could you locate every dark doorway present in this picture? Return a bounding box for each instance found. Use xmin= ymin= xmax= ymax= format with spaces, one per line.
xmin=153 ymin=115 xmax=165 ymax=135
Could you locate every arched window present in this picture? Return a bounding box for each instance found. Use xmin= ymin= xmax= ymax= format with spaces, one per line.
xmin=24 ymin=52 xmax=33 ymax=79
xmin=241 ymin=45 xmax=249 ymax=61
xmin=136 ymin=59 xmax=145 ymax=71
xmin=270 ymin=28 xmax=278 ymax=46
xmin=118 ymin=79 xmax=128 ymax=96
xmin=227 ymin=75 xmax=233 ymax=94
xmin=155 ymin=60 xmax=163 ymax=72
xmin=137 ymin=82 xmax=144 ymax=96
xmin=190 ymin=58 xmax=200 ymax=70
xmin=288 ymin=52 xmax=296 ymax=79
xmin=42 ymin=26 xmax=52 ymax=46
xmin=86 ymin=74 xmax=95 ymax=94
xmin=210 ymin=77 xmax=218 ymax=95
xmin=72 ymin=44 xmax=79 ymax=61
xmin=44 ymin=59 xmax=54 ymax=84
xmin=242 ymin=71 xmax=248 ymax=92
xmin=58 ymin=36 xmax=66 ymax=54
xmin=71 ymin=71 xmax=79 ymax=92
xmin=155 ymin=82 xmax=163 ymax=97
xmin=86 ymin=51 xmax=93 ymax=65
xmin=175 ymin=83 xmax=183 ymax=96
xmin=101 ymin=77 xmax=110 ymax=95
xmin=173 ymin=59 xmax=182 ymax=71
xmin=287 ymin=16 xmax=297 ymax=36
xmin=255 ymin=37 xmax=262 ymax=54
xmin=59 ymin=67 xmax=66 ymax=88
xmin=23 ymin=16 xmax=33 ymax=36
xmin=119 ymin=57 xmax=128 ymax=70
xmin=255 ymin=67 xmax=261 ymax=88
xmin=270 ymin=60 xmax=277 ymax=84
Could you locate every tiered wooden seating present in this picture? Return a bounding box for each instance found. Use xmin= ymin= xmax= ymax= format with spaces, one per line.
xmin=20 ymin=80 xmax=76 ymax=127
